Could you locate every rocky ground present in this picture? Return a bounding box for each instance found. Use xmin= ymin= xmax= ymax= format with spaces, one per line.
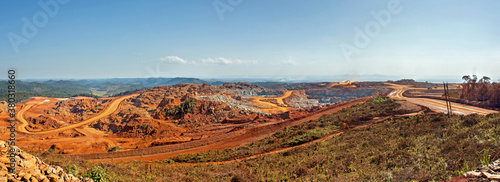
xmin=0 ymin=140 xmax=91 ymax=182
xmin=12 ymin=82 xmax=381 ymax=156
xmin=283 ymin=90 xmax=319 ymax=108
xmin=455 ymin=159 xmax=500 ymax=182
xmin=223 ymin=82 xmax=283 ymax=98
xmin=24 ymin=98 xmax=111 ymax=131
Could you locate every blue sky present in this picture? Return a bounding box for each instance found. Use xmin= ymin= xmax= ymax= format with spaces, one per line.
xmin=0 ymin=0 xmax=499 ymax=81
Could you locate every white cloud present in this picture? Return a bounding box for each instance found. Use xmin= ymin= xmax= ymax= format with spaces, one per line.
xmin=159 ymin=56 xmax=192 ymax=64
xmin=159 ymin=56 xmax=257 ymax=65
xmin=274 ymin=56 xmax=298 ymax=65
xmin=200 ymin=57 xmax=257 ymax=65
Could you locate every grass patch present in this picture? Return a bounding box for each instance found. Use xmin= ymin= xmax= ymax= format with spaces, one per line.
xmin=35 ymin=99 xmax=500 ymax=181
xmin=169 ymin=98 xmax=399 ymax=163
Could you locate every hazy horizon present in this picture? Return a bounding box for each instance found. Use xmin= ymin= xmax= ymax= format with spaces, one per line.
xmin=7 ymin=74 xmax=498 ymax=84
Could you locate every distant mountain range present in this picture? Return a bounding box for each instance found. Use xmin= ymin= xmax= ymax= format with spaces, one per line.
xmin=0 ymin=77 xmax=224 ymax=102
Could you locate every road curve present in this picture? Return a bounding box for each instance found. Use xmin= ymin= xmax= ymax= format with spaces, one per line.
xmin=16 ymin=94 xmax=139 ymax=135
xmin=275 ymin=90 xmax=293 ymax=105
xmin=386 ymin=83 xmax=498 ymax=115
xmin=75 ymin=97 xmax=371 ymax=162
xmin=249 ymin=91 xmax=293 ymax=112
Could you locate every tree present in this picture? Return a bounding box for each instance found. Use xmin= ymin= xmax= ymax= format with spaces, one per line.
xmin=478 ymin=76 xmax=491 ymax=101
xmin=495 ymin=83 xmax=500 ymax=107
xmin=162 ymin=98 xmax=197 ymax=117
xmin=461 ymin=75 xmax=471 ymax=99
xmin=470 ymin=75 xmax=478 ymax=100
xmin=461 ymin=75 xmax=498 ymax=105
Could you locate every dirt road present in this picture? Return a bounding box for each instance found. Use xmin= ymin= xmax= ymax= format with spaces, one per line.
xmin=165 ymin=111 xmax=423 ymax=166
xmin=16 ymin=94 xmax=139 ymax=135
xmin=275 ymin=90 xmax=292 ymax=105
xmin=386 ymin=83 xmax=497 ymax=115
xmin=249 ymin=91 xmax=293 ymax=112
xmin=75 ymin=97 xmax=371 ymax=162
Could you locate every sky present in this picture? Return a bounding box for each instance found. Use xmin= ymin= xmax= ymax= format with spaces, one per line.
xmin=0 ymin=0 xmax=499 ymax=81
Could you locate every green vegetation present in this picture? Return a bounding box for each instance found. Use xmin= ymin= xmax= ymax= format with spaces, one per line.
xmin=35 ymin=99 xmax=500 ymax=181
xmin=0 ymin=77 xmax=222 ymax=102
xmin=85 ymin=77 xmax=221 ymax=96
xmin=84 ymin=166 xmax=109 ymax=182
xmin=71 ymin=93 xmax=101 ymax=99
xmin=387 ymin=79 xmax=438 ymax=88
xmin=180 ymin=98 xmax=197 ymax=114
xmin=162 ymin=98 xmax=198 ymax=116
xmin=372 ymin=96 xmax=390 ymax=103
xmin=107 ymin=146 xmax=121 ymax=152
xmin=0 ymin=81 xmax=91 ymax=102
xmin=461 ymin=75 xmax=500 ymax=107
xmin=110 ymin=88 xmax=146 ymax=97
xmin=65 ymin=164 xmax=79 ymax=175
xmin=170 ymin=98 xmax=398 ymax=163
xmin=90 ymin=88 xmax=107 ymax=97
xmin=480 ymin=149 xmax=492 ymax=166
xmin=93 ymin=84 xmax=145 ymax=97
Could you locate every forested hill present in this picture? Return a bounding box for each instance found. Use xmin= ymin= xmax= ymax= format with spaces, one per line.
xmin=0 ymin=77 xmax=223 ymax=102
xmin=0 ymin=80 xmax=92 ymax=102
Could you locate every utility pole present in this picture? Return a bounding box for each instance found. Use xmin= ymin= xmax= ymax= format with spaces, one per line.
xmin=443 ymin=82 xmax=449 ymax=115
xmin=447 ymin=83 xmax=452 ymax=115
xmin=443 ymin=82 xmax=453 ymax=117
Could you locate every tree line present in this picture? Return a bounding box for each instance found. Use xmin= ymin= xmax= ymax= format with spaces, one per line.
xmin=461 ymin=75 xmax=500 ymax=107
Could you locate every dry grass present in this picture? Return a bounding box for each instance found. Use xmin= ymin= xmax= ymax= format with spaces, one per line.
xmin=34 ymin=98 xmax=500 ymax=181
xmin=169 ymin=97 xmax=399 ymax=163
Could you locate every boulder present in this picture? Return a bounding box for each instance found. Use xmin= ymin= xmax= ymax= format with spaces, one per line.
xmin=0 ymin=140 xmax=93 ymax=182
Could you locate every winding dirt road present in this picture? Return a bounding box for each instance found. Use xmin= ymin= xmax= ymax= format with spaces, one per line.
xmin=162 ymin=82 xmax=499 ymax=166
xmin=76 ymin=97 xmax=371 ymax=162
xmin=16 ymin=94 xmax=139 ymax=135
xmin=249 ymin=91 xmax=293 ymax=112
xmin=386 ymin=83 xmax=498 ymax=115
xmin=22 ymin=82 xmax=498 ymax=164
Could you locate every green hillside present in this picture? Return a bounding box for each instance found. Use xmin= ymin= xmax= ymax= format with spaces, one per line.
xmin=36 ymin=98 xmax=500 ymax=181
xmin=0 ymin=77 xmax=223 ymax=102
xmin=0 ymin=81 xmax=91 ymax=102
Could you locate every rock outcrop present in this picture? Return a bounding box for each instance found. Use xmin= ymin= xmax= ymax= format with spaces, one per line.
xmin=0 ymin=140 xmax=91 ymax=182
xmin=458 ymin=159 xmax=500 ymax=181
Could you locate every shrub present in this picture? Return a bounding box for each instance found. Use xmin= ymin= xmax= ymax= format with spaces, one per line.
xmin=181 ymin=98 xmax=197 ymax=114
xmin=65 ymin=164 xmax=78 ymax=175
xmin=84 ymin=166 xmax=109 ymax=182
xmin=372 ymin=97 xmax=388 ymax=103
xmin=163 ymin=98 xmax=197 ymax=116
xmin=107 ymin=146 xmax=121 ymax=152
